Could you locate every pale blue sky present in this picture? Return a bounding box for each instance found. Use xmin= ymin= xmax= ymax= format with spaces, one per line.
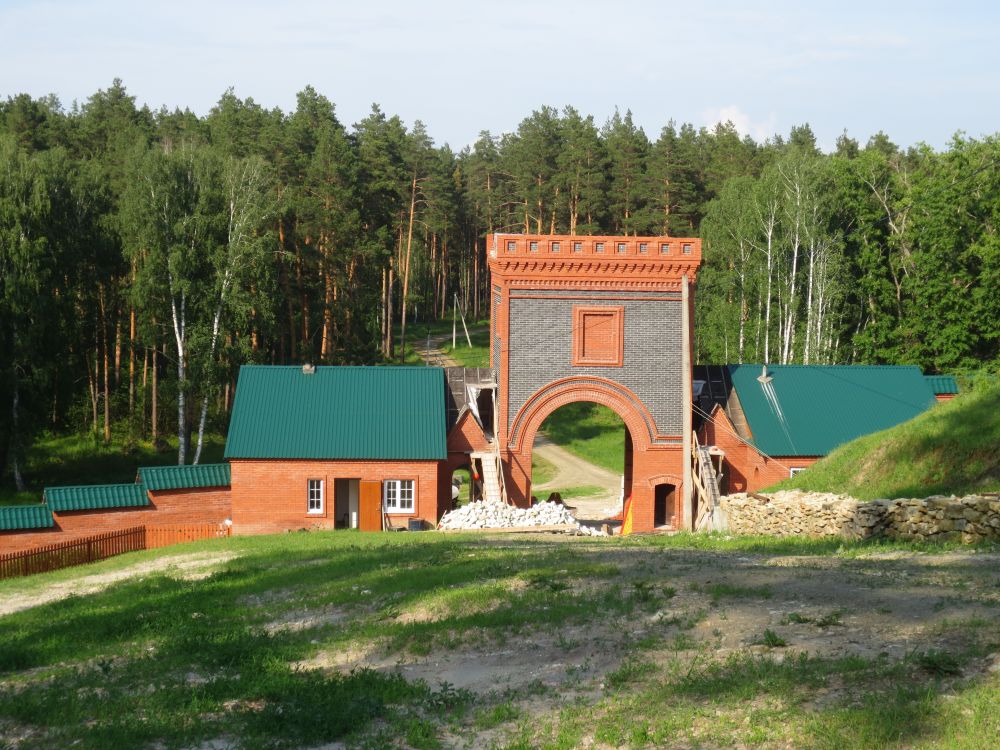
xmin=2 ymin=0 xmax=998 ymax=150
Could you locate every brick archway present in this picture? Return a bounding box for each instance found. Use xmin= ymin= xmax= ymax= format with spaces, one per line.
xmin=508 ymin=376 xmax=653 ymax=456
xmin=488 ymin=233 xmax=701 ymax=532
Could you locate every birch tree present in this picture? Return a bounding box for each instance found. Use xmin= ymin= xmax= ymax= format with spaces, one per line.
xmin=192 ymin=155 xmax=272 ymax=463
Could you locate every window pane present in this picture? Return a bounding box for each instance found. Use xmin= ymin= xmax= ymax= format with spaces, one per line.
xmin=307 ymin=479 xmax=322 ymax=512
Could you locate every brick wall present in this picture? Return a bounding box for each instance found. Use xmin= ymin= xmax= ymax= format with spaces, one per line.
xmin=699 ymin=405 xmax=820 ymax=493
xmin=506 ymin=293 xmax=684 ymax=437
xmin=0 ymin=486 xmax=231 ymax=554
xmin=229 ymin=459 xmax=440 ymax=534
xmin=447 ymin=411 xmax=491 ymax=454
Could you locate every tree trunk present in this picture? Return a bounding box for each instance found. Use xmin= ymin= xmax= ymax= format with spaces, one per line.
xmin=87 ymin=349 xmax=99 ymax=435
xmin=99 ymin=286 xmax=111 ymax=444
xmin=114 ymin=313 xmax=122 ymax=387
xmin=151 ymin=346 xmax=158 ymax=442
xmin=473 ymin=242 xmax=480 ymax=320
xmin=400 ymin=174 xmax=418 ymax=361
xmin=128 ymin=306 xmax=136 ymax=423
xmin=11 ymin=379 xmax=25 ymax=493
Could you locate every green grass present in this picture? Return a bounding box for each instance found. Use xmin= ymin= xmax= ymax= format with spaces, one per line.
xmin=441 ymin=326 xmax=491 ymax=368
xmin=531 ymin=452 xmax=559 ymax=486
xmin=538 ymin=402 xmax=625 ymax=475
xmin=393 ymin=320 xmax=490 ymax=367
xmin=1 ymin=530 xmax=998 ymax=748
xmin=771 ymin=381 xmax=1000 ymax=499
xmin=0 ymin=432 xmax=227 ymax=506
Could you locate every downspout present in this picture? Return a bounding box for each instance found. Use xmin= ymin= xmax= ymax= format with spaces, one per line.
xmin=682 ymin=274 xmax=694 ymax=531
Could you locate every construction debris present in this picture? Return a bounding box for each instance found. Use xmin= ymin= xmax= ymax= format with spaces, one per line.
xmin=437 ymin=500 xmax=606 ymax=536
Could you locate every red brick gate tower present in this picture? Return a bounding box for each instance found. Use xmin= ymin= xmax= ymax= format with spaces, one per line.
xmin=488 ymin=234 xmax=702 ymax=532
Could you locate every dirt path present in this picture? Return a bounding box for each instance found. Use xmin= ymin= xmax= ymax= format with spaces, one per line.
xmin=0 ymin=550 xmax=238 ymax=617
xmin=532 ymin=436 xmax=623 ymax=520
xmin=422 ymin=332 xmax=623 ymax=521
xmin=417 ymin=331 xmax=460 ymax=367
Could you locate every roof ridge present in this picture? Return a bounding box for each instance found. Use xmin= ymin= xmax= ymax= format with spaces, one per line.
xmin=43 ymin=481 xmax=142 ymax=491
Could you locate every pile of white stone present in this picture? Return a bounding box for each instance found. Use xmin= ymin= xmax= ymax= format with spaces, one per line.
xmin=437 ymin=500 xmax=606 ymax=536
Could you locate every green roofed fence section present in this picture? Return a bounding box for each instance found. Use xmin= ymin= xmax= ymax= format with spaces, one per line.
xmin=44 ymin=483 xmax=149 ymax=513
xmin=138 ymin=463 xmax=231 ymax=491
xmin=0 ymin=505 xmax=55 ymax=530
xmin=224 ymin=366 xmax=448 ymax=460
xmin=728 ymin=364 xmax=938 ymax=457
xmin=925 ymin=375 xmax=959 ymax=396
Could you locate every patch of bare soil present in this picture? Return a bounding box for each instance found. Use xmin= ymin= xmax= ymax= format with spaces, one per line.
xmin=301 ymin=622 xmax=621 ymax=695
xmin=264 ymin=605 xmax=346 ymax=634
xmin=0 ymin=550 xmax=239 ymax=617
xmin=292 ymin=550 xmax=1000 ymax=705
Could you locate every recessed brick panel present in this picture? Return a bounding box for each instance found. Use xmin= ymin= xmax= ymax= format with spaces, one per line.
xmin=573 ymin=306 xmax=623 ymax=366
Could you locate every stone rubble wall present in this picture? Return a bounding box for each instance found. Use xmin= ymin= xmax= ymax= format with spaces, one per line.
xmin=437 ymin=500 xmax=606 ymax=536
xmin=720 ymin=490 xmax=1000 ymax=543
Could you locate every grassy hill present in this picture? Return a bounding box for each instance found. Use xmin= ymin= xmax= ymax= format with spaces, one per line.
xmin=771 ymin=381 xmax=1000 ymax=500
xmin=1 ymin=530 xmax=997 ymax=748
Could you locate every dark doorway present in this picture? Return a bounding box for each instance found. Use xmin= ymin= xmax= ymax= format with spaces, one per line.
xmin=653 ymin=483 xmax=677 ymax=528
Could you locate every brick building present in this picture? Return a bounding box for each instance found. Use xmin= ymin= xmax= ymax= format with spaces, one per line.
xmin=488 ymin=233 xmax=702 ymax=532
xmin=224 ymin=365 xmax=448 ymax=533
xmin=695 ymin=364 xmax=943 ymax=494
xmin=0 ymin=465 xmax=231 ymax=554
xmin=0 ymin=234 xmax=962 ymax=550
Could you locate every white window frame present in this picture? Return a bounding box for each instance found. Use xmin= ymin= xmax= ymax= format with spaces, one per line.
xmin=307 ymin=478 xmax=324 ymax=515
xmin=383 ymin=479 xmax=415 ymax=514
xmin=789 ymin=467 xmax=807 ymax=477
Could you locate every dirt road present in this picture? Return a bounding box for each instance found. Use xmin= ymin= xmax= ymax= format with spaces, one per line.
xmin=423 ymin=334 xmax=623 ymax=521
xmin=532 ymin=435 xmax=623 ymax=520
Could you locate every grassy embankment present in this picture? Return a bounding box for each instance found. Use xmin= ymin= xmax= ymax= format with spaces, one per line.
xmin=772 ymin=380 xmax=1000 ymax=499
xmin=0 ymin=530 xmax=997 ymax=748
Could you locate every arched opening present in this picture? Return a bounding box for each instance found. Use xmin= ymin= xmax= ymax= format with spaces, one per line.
xmin=529 ymin=401 xmax=631 ymax=528
xmin=653 ymin=482 xmax=677 ymax=529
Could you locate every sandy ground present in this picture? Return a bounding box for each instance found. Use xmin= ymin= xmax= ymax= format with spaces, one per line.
xmin=290 ymin=543 xmax=1000 ymax=708
xmin=0 ymin=550 xmax=239 ymax=617
xmin=533 ymin=436 xmax=624 ymax=521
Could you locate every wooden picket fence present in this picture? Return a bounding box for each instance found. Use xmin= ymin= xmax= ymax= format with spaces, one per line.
xmin=0 ymin=523 xmax=231 ymax=580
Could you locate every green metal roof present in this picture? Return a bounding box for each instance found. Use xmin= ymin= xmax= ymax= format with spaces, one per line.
xmin=729 ymin=365 xmax=937 ymax=457
xmin=138 ymin=463 xmax=231 ymax=490
xmin=925 ymin=375 xmax=959 ymax=395
xmin=0 ymin=505 xmax=55 ymax=530
xmin=224 ymin=366 xmax=447 ymax=460
xmin=44 ymin=483 xmax=150 ymax=512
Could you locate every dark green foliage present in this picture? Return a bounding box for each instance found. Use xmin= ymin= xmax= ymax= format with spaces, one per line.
xmin=1 ymin=81 xmax=998 ymax=492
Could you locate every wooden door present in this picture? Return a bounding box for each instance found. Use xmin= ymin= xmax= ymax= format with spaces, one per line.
xmin=359 ymin=480 xmax=383 ymax=531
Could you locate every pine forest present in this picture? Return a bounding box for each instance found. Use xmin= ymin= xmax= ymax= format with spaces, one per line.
xmin=2 ymin=81 xmax=998 ymax=482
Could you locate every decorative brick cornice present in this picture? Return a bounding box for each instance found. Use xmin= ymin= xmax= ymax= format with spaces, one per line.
xmin=488 ymin=234 xmax=701 ymax=288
